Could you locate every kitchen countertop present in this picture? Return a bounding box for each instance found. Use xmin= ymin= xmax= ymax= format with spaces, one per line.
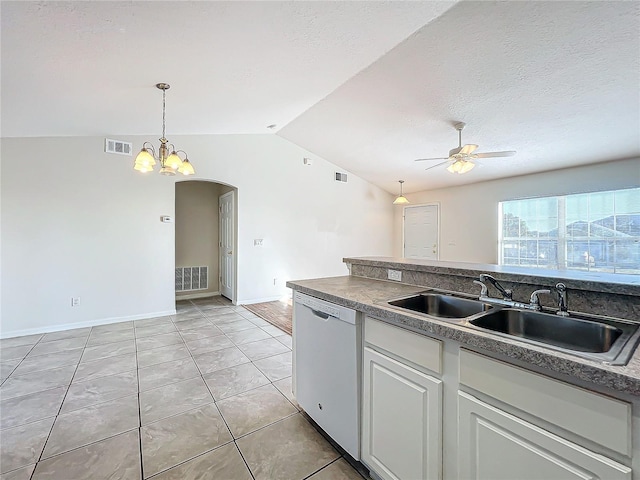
xmin=286 ymin=275 xmax=640 ymax=397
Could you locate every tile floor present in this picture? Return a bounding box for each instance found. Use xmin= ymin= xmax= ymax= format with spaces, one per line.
xmin=0 ymin=296 xmax=366 ymax=480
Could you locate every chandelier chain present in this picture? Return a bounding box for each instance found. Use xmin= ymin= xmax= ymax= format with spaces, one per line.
xmin=161 ymin=87 xmax=166 ymax=140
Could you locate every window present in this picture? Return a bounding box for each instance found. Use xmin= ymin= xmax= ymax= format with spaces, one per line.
xmin=499 ymin=188 xmax=640 ymax=274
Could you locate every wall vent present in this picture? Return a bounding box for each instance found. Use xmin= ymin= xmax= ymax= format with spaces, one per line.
xmin=175 ymin=266 xmax=209 ymax=292
xmin=335 ymin=172 xmax=348 ymax=182
xmin=105 ymin=138 xmax=133 ymax=156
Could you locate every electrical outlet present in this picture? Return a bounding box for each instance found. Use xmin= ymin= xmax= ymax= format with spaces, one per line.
xmin=387 ymin=269 xmax=402 ymax=282
xmin=71 ymin=297 xmax=81 ymax=307
xmin=254 ymin=239 xmax=264 ymax=246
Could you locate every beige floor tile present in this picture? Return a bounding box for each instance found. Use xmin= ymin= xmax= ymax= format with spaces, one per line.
xmin=253 ymin=351 xmax=292 ymax=382
xmin=28 ymin=336 xmax=87 ymax=356
xmin=0 ymin=365 xmax=75 ymax=400
xmin=91 ymin=322 xmax=134 ymax=334
xmin=209 ymin=313 xmax=246 ymax=326
xmin=0 ymin=334 xmax=43 ymax=349
xmin=260 ymin=324 xmax=287 ymax=336
xmin=217 ymin=320 xmax=259 ymax=334
xmin=0 ymin=345 xmax=33 ymax=362
xmin=134 ymin=322 xmax=177 ymax=338
xmin=136 ymin=343 xmax=191 ymax=369
xmin=203 ymin=362 xmax=270 ymax=400
xmin=308 ymin=458 xmax=366 ymax=480
xmin=33 ymin=430 xmax=140 ymax=480
xmin=152 ymin=442 xmax=252 ymax=480
xmin=0 ymin=362 xmax=18 ymax=383
xmin=42 ymin=395 xmax=139 ymax=459
xmin=138 ymin=356 xmax=200 ymax=392
xmin=141 ymin=403 xmax=232 ymax=478
xmin=134 ymin=317 xmax=174 ymax=329
xmin=237 ymin=414 xmax=339 ymax=480
xmin=247 ymin=317 xmax=274 ymax=328
xmin=136 ymin=332 xmax=183 ymax=351
xmin=272 ymin=376 xmax=299 ymax=409
xmin=81 ymin=339 xmax=136 ymax=362
xmin=139 ymin=377 xmax=213 ymax=425
xmin=73 ymin=352 xmax=136 ymax=383
xmin=61 ymin=370 xmax=138 ymax=413
xmin=87 ymin=328 xmax=135 ymax=346
xmin=178 ymin=324 xmax=224 ymax=343
xmin=174 ymin=318 xmax=212 ymax=332
xmin=41 ymin=328 xmax=90 ymax=343
xmin=275 ymin=334 xmax=293 ymax=349
xmin=226 ymin=327 xmax=272 ymax=345
xmin=217 ymin=384 xmax=297 ymax=438
xmin=185 ymin=335 xmax=234 ymax=356
xmin=192 ymin=347 xmax=251 ymax=375
xmin=0 ymin=417 xmax=55 ymax=474
xmin=13 ymin=348 xmax=82 ymax=376
xmin=0 ymin=386 xmax=66 ymax=429
xmin=0 ymin=464 xmax=35 ymax=480
xmin=237 ymin=337 xmax=290 ymax=361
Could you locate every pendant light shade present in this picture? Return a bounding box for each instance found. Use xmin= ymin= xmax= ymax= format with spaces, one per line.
xmin=133 ymin=83 xmax=196 ymax=176
xmin=393 ymin=180 xmax=410 ymax=205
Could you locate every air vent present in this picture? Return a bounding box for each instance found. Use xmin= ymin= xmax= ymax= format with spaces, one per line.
xmin=105 ymin=138 xmax=132 ymax=156
xmin=335 ymin=172 xmax=348 ymax=182
xmin=175 ymin=266 xmax=209 ymax=292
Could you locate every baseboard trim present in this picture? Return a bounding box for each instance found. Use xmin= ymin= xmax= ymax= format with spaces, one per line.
xmin=176 ymin=291 xmax=221 ymax=300
xmin=238 ymin=295 xmax=285 ymax=305
xmin=0 ymin=309 xmax=176 ymax=339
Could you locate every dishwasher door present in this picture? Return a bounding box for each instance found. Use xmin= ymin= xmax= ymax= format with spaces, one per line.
xmin=293 ymin=292 xmax=361 ymax=460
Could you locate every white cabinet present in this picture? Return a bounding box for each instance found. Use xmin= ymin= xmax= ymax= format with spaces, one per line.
xmin=362 ymin=346 xmax=442 ymax=480
xmin=458 ymin=391 xmax=632 ymax=480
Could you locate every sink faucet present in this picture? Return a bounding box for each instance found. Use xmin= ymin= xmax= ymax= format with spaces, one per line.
xmin=529 ymin=289 xmax=551 ymax=311
xmin=478 ymin=274 xmax=512 ymax=301
xmin=555 ymin=283 xmax=570 ymax=316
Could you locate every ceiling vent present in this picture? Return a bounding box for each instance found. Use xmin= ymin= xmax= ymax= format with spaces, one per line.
xmin=105 ymin=138 xmax=132 ymax=156
xmin=335 ymin=172 xmax=348 ymax=183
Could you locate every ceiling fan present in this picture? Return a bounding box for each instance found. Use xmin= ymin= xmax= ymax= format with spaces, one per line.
xmin=415 ymin=122 xmax=516 ymax=174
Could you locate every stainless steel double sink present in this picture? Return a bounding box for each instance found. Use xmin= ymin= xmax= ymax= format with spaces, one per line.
xmin=387 ymin=291 xmax=640 ymax=366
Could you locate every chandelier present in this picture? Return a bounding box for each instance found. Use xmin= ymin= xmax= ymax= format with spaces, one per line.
xmin=134 ymin=83 xmax=195 ymax=176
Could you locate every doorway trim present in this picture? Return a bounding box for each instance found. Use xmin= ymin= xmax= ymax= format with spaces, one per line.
xmin=219 ymin=190 xmax=237 ymax=304
xmin=402 ymin=203 xmax=441 ymax=260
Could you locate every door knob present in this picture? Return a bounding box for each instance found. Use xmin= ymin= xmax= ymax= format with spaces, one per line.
xmin=228 ymin=250 xmax=233 ymax=255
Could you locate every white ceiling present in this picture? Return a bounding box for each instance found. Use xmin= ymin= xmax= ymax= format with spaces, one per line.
xmin=2 ymin=1 xmax=639 ymax=194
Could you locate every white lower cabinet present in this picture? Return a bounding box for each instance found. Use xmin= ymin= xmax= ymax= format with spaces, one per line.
xmin=457 ymin=391 xmax=632 ymax=480
xmin=362 ymin=346 xmax=442 ymax=480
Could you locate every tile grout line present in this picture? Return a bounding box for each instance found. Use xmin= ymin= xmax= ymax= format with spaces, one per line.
xmin=134 ymin=318 xmax=145 ymax=480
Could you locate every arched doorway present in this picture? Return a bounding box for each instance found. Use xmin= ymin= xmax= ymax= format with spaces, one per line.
xmin=175 ymin=180 xmax=237 ymax=304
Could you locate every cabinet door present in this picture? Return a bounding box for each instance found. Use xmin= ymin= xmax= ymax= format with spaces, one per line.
xmin=362 ymin=347 xmax=442 ymax=480
xmin=457 ymin=391 xmax=632 ymax=480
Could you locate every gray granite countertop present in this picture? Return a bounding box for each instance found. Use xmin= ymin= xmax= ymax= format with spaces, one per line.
xmin=344 ymin=256 xmax=640 ymax=295
xmin=286 ymin=275 xmax=640 ymax=397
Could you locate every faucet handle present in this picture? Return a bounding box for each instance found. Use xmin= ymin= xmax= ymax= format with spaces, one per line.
xmin=473 ymin=280 xmax=488 ymax=297
xmin=529 ymin=289 xmax=551 ymax=310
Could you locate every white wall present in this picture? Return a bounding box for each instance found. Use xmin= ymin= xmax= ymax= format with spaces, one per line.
xmin=0 ymin=134 xmax=395 ymax=337
xmin=394 ymin=158 xmax=640 ymax=263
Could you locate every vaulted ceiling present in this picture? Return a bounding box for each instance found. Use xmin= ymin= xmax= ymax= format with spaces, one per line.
xmin=2 ymin=1 xmax=638 ymax=193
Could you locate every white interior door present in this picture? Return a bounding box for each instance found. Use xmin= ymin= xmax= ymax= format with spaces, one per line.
xmin=404 ymin=204 xmax=439 ymax=259
xmin=219 ymin=191 xmax=235 ymax=301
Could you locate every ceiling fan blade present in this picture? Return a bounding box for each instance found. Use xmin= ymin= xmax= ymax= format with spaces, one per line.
xmin=414 ymin=157 xmax=448 ymax=162
xmin=424 ymin=160 xmax=451 ymax=171
xmin=459 ymin=144 xmax=478 ymax=155
xmin=473 ymin=151 xmax=516 ymax=158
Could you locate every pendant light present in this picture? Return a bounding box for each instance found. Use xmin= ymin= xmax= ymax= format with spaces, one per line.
xmin=393 ymin=180 xmax=410 ymax=205
xmin=134 ymin=83 xmax=195 ymax=176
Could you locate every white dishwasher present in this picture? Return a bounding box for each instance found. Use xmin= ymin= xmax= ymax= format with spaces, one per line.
xmin=292 ymin=291 xmax=361 ymax=460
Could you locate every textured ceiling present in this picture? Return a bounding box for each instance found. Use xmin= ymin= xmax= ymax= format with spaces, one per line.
xmin=1 ymin=1 xmax=639 ymax=193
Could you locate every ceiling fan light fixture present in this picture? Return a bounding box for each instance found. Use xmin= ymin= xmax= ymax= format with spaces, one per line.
xmin=393 ymin=180 xmax=410 ymax=205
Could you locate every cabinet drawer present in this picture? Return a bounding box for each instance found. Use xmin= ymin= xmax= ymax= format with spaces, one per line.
xmin=459 ymin=349 xmax=632 ymax=457
xmin=365 ymin=317 xmax=441 ymax=375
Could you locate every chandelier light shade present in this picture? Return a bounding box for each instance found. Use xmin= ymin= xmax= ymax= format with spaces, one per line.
xmin=134 ymin=83 xmax=195 ymax=176
xmin=393 ymin=180 xmax=410 ymax=205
